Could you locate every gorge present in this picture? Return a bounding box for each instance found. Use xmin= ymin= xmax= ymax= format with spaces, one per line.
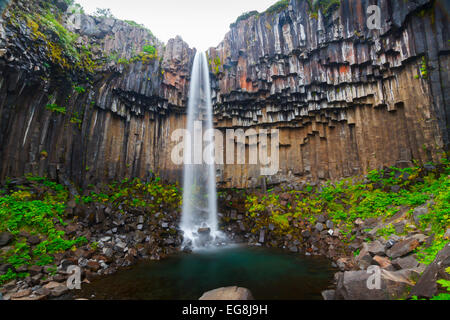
xmin=0 ymin=0 xmax=449 ymax=301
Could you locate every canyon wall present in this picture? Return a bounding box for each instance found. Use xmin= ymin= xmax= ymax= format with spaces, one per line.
xmin=0 ymin=0 xmax=448 ymax=189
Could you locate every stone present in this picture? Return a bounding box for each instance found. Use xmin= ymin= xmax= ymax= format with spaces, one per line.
xmin=315 ymin=223 xmax=324 ymax=232
xmin=366 ymin=240 xmax=385 ymax=256
xmin=10 ymin=289 xmax=31 ymax=299
xmin=356 ymin=246 xmax=373 ymax=269
xmin=444 ymin=229 xmax=450 ymax=240
xmin=0 ymin=232 xmax=13 ymax=246
xmin=258 ymin=230 xmax=265 ymax=243
xmin=373 ymin=256 xmax=392 ymax=269
xmin=410 ymin=243 xmax=450 ymax=298
xmin=321 ymin=290 xmax=335 ymax=300
xmin=87 ymin=260 xmax=101 ymax=272
xmin=413 ymin=205 xmax=429 ymax=225
xmin=288 ymin=246 xmax=298 ymax=253
xmin=326 ymin=220 xmax=334 ymax=229
xmin=392 ymin=255 xmax=419 ymax=270
xmin=199 ymin=286 xmax=254 ymax=300
xmin=387 ymin=238 xmax=420 ymax=259
xmin=28 ymin=265 xmax=43 ymax=276
xmin=335 ymin=269 xmax=413 ymax=300
xmin=301 ymin=230 xmax=311 ymax=238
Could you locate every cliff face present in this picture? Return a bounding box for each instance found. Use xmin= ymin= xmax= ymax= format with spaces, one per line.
xmin=208 ymin=0 xmax=449 ymax=187
xmin=0 ymin=0 xmax=448 ymax=189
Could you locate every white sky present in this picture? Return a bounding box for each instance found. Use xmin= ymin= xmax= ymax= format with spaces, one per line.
xmin=75 ymin=0 xmax=278 ymax=51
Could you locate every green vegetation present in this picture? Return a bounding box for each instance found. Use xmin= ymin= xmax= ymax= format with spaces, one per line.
xmin=124 ymin=20 xmax=154 ymax=37
xmin=45 ymin=103 xmax=66 ymax=115
xmin=70 ymin=111 xmax=82 ymax=128
xmin=143 ymin=45 xmax=156 ymax=55
xmin=420 ymin=56 xmax=428 ymax=79
xmin=77 ymin=176 xmax=181 ymax=214
xmin=245 ymin=157 xmax=450 ymax=263
xmin=73 ymin=86 xmax=86 ymax=94
xmin=10 ymin=7 xmax=98 ymax=73
xmin=0 ymin=175 xmax=87 ymax=285
xmin=308 ymin=0 xmax=341 ymax=18
xmin=266 ymin=0 xmax=290 ymax=15
xmin=230 ymin=10 xmax=259 ymax=28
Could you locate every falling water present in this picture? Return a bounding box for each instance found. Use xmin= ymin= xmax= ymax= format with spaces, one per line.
xmin=181 ymin=51 xmax=222 ymax=250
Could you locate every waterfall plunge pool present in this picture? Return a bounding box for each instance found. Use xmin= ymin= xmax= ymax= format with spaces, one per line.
xmin=72 ymin=245 xmax=337 ymax=300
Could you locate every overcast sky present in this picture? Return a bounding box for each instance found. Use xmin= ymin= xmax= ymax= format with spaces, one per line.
xmin=75 ymin=0 xmax=278 ymax=51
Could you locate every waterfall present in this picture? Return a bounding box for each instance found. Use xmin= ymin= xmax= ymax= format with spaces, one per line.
xmin=181 ymin=51 xmax=222 ymax=250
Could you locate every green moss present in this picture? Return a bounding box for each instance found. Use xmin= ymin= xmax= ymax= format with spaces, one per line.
xmin=45 ymin=103 xmax=66 ymax=115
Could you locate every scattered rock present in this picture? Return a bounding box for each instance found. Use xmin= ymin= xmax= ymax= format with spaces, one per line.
xmin=392 ymin=255 xmax=419 ymax=270
xmin=199 ymin=286 xmax=254 ymax=300
xmin=10 ymin=289 xmax=31 ymax=300
xmin=366 ymin=240 xmax=385 ymax=256
xmin=373 ymin=256 xmax=392 ymax=269
xmin=387 ymin=238 xmax=420 ymax=259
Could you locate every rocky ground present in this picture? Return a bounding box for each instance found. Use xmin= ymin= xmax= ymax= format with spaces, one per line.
xmin=1 ymin=161 xmax=449 ymax=300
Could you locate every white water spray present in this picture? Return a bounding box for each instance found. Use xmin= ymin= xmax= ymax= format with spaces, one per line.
xmin=181 ymin=52 xmax=222 ymax=250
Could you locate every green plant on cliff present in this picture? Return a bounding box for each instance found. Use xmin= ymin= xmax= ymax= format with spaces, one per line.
xmin=45 ymin=103 xmax=66 ymax=115
xmin=0 ymin=176 xmax=87 ymax=285
xmin=420 ymin=56 xmax=428 ymax=79
xmin=230 ymin=10 xmax=259 ymax=28
xmin=308 ymin=0 xmax=341 ymax=18
xmin=266 ymin=0 xmax=290 ymax=15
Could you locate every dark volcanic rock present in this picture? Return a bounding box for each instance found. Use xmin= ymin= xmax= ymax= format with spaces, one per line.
xmin=410 ymin=244 xmax=450 ymax=298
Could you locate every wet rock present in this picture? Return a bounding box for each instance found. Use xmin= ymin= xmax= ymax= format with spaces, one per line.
xmin=258 ymin=230 xmax=265 ymax=243
xmin=288 ymin=246 xmax=298 ymax=253
xmin=387 ymin=238 xmax=420 ymax=259
xmin=199 ymin=286 xmax=254 ymax=300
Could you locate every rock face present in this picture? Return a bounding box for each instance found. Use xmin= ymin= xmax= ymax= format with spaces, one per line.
xmin=0 ymin=0 xmax=448 ymax=189
xmin=199 ymin=286 xmax=254 ymax=300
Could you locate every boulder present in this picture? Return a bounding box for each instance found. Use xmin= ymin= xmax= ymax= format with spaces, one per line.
xmin=373 ymin=256 xmax=392 ymax=269
xmin=321 ymin=290 xmax=335 ymax=300
xmin=392 ymin=255 xmax=419 ymax=270
xmin=335 ymin=268 xmax=413 ymax=300
xmin=0 ymin=232 xmax=13 ymax=247
xmin=366 ymin=240 xmax=385 ymax=256
xmin=199 ymin=286 xmax=254 ymax=300
xmin=410 ymin=243 xmax=450 ymax=298
xmin=413 ymin=205 xmax=428 ymax=225
xmin=386 ymin=238 xmax=420 ymax=259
